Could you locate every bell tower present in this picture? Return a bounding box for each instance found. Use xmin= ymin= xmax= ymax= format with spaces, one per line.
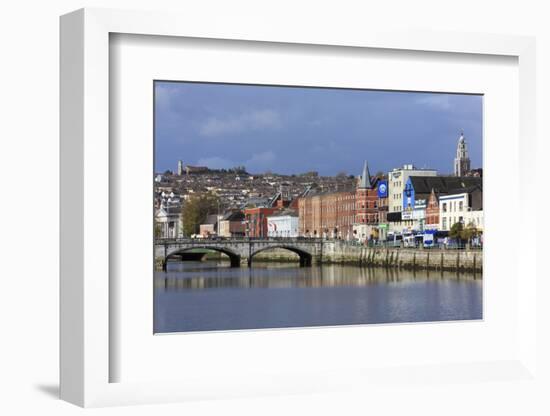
xmin=454 ymin=130 xmax=471 ymax=176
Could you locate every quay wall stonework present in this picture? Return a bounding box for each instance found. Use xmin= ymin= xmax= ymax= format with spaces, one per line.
xmin=155 ymin=240 xmax=482 ymax=272
xmin=320 ymin=242 xmax=482 ymax=272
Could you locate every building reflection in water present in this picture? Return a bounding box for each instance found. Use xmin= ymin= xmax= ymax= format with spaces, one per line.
xmin=155 ymin=260 xmax=481 ymax=292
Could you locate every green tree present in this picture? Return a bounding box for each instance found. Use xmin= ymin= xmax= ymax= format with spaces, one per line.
xmin=154 ymin=220 xmax=162 ymax=239
xmin=181 ymin=192 xmax=220 ymax=236
xmin=449 ymin=222 xmax=464 ymax=242
xmin=460 ymin=221 xmax=478 ymax=243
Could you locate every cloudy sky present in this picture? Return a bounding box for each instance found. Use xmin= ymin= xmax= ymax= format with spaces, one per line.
xmin=155 ymin=81 xmax=482 ymax=176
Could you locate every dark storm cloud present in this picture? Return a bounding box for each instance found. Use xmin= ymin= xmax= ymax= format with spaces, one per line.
xmin=155 ymin=81 xmax=482 ymax=176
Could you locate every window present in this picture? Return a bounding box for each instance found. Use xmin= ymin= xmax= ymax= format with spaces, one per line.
xmin=442 ymin=217 xmax=447 ymax=230
xmin=442 ymin=203 xmax=447 ymax=212
xmin=459 ymin=201 xmax=463 ymax=211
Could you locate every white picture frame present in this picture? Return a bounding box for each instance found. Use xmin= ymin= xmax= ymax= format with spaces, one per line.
xmin=60 ymin=8 xmax=538 ymax=408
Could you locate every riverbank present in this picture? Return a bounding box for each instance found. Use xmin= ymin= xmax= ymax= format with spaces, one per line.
xmin=157 ymin=245 xmax=482 ymax=273
xmin=253 ymin=247 xmax=482 ymax=273
xmin=329 ymin=247 xmax=481 ymax=272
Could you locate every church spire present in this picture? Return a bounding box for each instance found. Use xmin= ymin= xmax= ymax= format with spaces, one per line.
xmin=358 ymin=160 xmax=372 ymax=189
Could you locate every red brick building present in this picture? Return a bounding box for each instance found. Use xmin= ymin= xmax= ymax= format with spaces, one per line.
xmin=244 ymin=192 xmax=297 ymax=237
xmin=298 ymin=190 xmax=356 ymax=239
xmin=298 ymin=161 xmax=380 ymax=240
xmin=425 ymin=188 xmax=440 ymax=230
xmin=244 ymin=207 xmax=279 ymax=238
xmin=355 ymin=161 xmax=379 ymax=225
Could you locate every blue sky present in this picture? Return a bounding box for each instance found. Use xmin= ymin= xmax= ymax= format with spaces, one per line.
xmin=155 ymin=81 xmax=482 ymax=176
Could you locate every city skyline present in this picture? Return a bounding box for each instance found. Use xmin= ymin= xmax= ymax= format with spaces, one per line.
xmin=155 ymin=81 xmax=483 ymax=176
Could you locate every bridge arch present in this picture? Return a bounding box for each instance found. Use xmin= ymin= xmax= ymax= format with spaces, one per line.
xmin=165 ymin=246 xmax=242 ymax=268
xmin=249 ymin=245 xmax=313 ymax=267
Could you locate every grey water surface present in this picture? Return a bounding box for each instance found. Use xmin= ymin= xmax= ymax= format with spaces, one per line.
xmin=154 ymin=261 xmax=482 ymax=333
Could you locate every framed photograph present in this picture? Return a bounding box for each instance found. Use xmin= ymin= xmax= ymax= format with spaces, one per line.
xmin=152 ymin=81 xmax=484 ymax=335
xmin=60 ymin=8 xmax=538 ymax=408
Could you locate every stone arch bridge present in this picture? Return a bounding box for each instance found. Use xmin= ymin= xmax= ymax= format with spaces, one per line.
xmin=155 ymin=238 xmax=325 ymax=269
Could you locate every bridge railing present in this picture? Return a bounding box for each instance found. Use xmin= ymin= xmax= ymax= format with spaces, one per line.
xmin=154 ymin=237 xmax=482 ymax=250
xmin=155 ymin=237 xmax=325 ymax=244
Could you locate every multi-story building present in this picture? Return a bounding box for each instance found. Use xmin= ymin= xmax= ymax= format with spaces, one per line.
xmin=388 ymin=165 xmax=437 ymax=214
xmin=355 ymin=162 xmax=379 ymax=224
xmin=411 ymin=199 xmax=427 ymax=232
xmin=387 ymin=164 xmax=437 ymax=233
xmin=298 ymin=189 xmax=356 ymax=239
xmin=155 ymin=205 xmax=182 ymax=238
xmin=299 ymin=161 xmax=379 ymax=241
xmin=199 ymin=214 xmax=219 ymax=237
xmin=353 ymin=161 xmax=379 ymax=241
xmin=218 ymin=211 xmax=246 ymax=237
xmin=401 ymin=176 xmax=482 ymax=233
xmin=439 ymin=185 xmax=483 ymax=232
xmin=244 ymin=207 xmax=279 ymax=238
xmin=425 ymin=189 xmax=440 ymax=230
xmin=244 ymin=192 xmax=296 ymax=238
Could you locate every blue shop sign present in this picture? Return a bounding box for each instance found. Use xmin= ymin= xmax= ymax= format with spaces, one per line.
xmin=377 ymin=180 xmax=388 ymax=198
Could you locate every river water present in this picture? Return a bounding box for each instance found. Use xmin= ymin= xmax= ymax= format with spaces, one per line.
xmin=154 ymin=260 xmax=482 ymax=333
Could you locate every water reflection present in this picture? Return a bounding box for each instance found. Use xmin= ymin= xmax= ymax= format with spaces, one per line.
xmin=157 ymin=261 xmax=480 ymax=292
xmin=154 ymin=261 xmax=482 ymax=333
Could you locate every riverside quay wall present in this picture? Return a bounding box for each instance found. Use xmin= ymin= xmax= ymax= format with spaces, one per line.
xmin=321 ymin=243 xmax=482 ymax=272
xmin=254 ymin=243 xmax=482 ymax=272
xmin=157 ymin=239 xmax=482 ymax=272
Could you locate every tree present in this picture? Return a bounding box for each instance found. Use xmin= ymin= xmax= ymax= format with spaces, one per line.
xmin=449 ymin=222 xmax=464 ymax=241
xmin=460 ymin=221 xmax=478 ymax=243
xmin=154 ymin=220 xmax=162 ymax=239
xmin=181 ymin=192 xmax=220 ymax=236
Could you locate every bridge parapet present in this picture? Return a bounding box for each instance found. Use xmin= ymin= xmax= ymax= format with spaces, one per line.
xmin=154 ymin=238 xmax=325 ymax=270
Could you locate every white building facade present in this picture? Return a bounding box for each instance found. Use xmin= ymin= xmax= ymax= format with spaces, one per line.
xmin=155 ymin=206 xmax=182 ymax=238
xmin=388 ymin=164 xmax=436 ymax=233
xmin=267 ymin=213 xmax=299 ymax=237
xmin=439 ymin=192 xmax=483 ymax=232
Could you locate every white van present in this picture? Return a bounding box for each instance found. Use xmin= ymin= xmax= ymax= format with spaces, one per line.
xmin=386 ymin=233 xmax=403 ymax=247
